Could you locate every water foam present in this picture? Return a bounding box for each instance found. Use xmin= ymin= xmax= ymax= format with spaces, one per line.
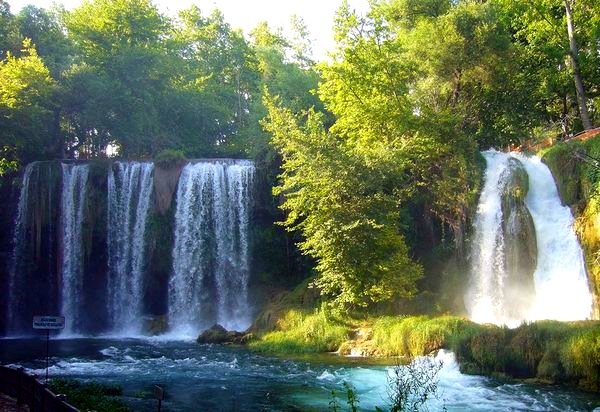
xmin=467 ymin=150 xmax=592 ymax=324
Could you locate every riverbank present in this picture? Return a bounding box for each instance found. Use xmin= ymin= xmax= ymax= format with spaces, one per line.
xmin=3 ymin=337 xmax=599 ymax=411
xmin=248 ymin=310 xmax=600 ymax=392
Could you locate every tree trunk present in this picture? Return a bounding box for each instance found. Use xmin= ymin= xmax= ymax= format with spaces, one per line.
xmin=564 ymin=0 xmax=593 ymax=130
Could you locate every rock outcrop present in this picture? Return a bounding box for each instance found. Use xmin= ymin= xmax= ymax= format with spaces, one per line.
xmin=196 ymin=324 xmax=254 ymax=345
xmin=499 ymin=158 xmax=537 ymax=319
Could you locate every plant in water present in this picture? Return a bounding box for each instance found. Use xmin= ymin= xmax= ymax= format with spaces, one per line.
xmin=343 ymin=381 xmax=359 ymax=412
xmin=387 ymin=356 xmax=445 ymax=412
xmin=329 ymin=355 xmax=445 ymax=411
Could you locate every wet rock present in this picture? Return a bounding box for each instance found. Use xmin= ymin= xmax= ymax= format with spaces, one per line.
xmin=499 ymin=158 xmax=537 ymax=318
xmin=143 ymin=315 xmax=168 ymax=335
xmin=196 ymin=324 xmax=254 ymax=345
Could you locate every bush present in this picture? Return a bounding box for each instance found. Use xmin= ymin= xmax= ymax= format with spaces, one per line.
xmin=249 ymin=308 xmax=350 ymax=353
xmin=154 ymin=149 xmax=186 ymax=168
xmin=372 ymin=315 xmax=472 ymax=357
xmin=448 ymin=320 xmax=600 ymax=389
xmin=49 ymin=379 xmax=129 ymax=412
xmin=562 ymin=328 xmax=600 ymax=390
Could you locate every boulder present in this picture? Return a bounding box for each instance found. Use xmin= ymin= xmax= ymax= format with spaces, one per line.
xmin=142 ymin=315 xmax=168 ymax=335
xmin=499 ymin=158 xmax=537 ymax=318
xmin=196 ymin=324 xmax=254 ymax=345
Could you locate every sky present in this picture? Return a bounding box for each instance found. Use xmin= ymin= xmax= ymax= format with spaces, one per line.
xmin=6 ymin=0 xmax=371 ymax=61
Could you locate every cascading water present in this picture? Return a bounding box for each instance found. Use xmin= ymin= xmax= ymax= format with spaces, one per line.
xmin=169 ymin=160 xmax=254 ymax=335
xmin=7 ymin=163 xmax=37 ymax=334
xmin=60 ymin=163 xmax=90 ymax=335
xmin=107 ymin=162 xmax=154 ymax=334
xmin=467 ymin=150 xmax=593 ymax=325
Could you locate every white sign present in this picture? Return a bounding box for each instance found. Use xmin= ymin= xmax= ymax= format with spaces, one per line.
xmin=33 ymin=316 xmax=65 ymax=330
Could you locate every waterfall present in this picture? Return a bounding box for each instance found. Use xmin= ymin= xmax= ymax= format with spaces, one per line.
xmin=7 ymin=163 xmax=37 ymax=334
xmin=467 ymin=150 xmax=593 ymax=325
xmin=60 ymin=163 xmax=90 ymax=335
xmin=169 ymin=160 xmax=254 ymax=335
xmin=107 ymin=161 xmax=154 ymax=334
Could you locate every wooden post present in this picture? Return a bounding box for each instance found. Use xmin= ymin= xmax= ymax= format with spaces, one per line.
xmin=46 ymin=328 xmax=50 ymax=383
xmin=16 ymin=367 xmax=24 ymax=405
xmin=154 ymin=385 xmax=164 ymax=412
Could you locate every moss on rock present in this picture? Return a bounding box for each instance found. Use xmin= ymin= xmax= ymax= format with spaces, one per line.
xmin=541 ymin=135 xmax=600 ymax=318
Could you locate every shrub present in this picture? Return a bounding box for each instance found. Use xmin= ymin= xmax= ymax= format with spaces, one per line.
xmin=154 ymin=149 xmax=186 ymax=168
xmin=562 ymin=328 xmax=600 ymax=390
xmin=249 ymin=308 xmax=349 ymax=353
xmin=49 ymin=379 xmax=129 ymax=412
xmin=372 ymin=316 xmax=472 ymax=357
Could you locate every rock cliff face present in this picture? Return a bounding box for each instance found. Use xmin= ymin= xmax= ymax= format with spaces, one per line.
xmin=499 ymin=158 xmax=537 ymax=320
xmin=153 ymin=161 xmax=185 ymax=215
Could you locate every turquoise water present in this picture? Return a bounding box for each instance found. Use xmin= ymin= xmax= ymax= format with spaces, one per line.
xmin=1 ymin=338 xmax=599 ymax=411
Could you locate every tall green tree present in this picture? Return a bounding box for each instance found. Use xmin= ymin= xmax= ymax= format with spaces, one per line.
xmin=496 ymin=0 xmax=598 ymax=135
xmin=174 ymin=6 xmax=259 ymax=156
xmin=0 ymin=0 xmax=21 ymax=59
xmin=0 ymin=39 xmax=56 ymax=173
xmin=265 ymin=96 xmax=422 ymax=309
xmin=17 ymin=5 xmax=73 ymax=77
xmin=64 ymin=0 xmax=174 ymax=156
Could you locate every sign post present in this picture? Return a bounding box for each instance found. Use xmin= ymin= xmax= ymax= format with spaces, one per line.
xmin=33 ymin=316 xmax=65 ymax=383
xmin=154 ymin=385 xmax=164 ymax=411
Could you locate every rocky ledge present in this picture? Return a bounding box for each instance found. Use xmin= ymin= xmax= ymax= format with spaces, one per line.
xmin=196 ymin=324 xmax=254 ymax=345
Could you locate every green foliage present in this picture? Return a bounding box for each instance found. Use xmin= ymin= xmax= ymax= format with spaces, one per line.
xmin=154 ymin=149 xmax=186 ymax=168
xmin=0 ymin=39 xmax=56 ymax=172
xmin=249 ymin=308 xmax=350 ymax=353
xmin=49 ymin=379 xmax=129 ymax=412
xmin=343 ymin=381 xmax=359 ymax=412
xmin=562 ymin=328 xmax=600 ymax=390
xmin=265 ymin=96 xmax=423 ymax=311
xmin=329 ymin=355 xmax=444 ymax=412
xmin=371 ymin=316 xmax=471 ymax=357
xmin=16 ymin=5 xmax=73 ymax=77
xmin=449 ymin=320 xmax=600 ymax=388
xmin=387 ymin=355 xmax=444 ymax=412
xmin=495 ymin=0 xmax=599 ymax=134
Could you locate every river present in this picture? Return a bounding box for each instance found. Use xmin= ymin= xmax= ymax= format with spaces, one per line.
xmin=1 ymin=337 xmax=599 ymax=411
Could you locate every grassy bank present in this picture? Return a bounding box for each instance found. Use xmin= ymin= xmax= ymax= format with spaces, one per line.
xmin=249 ymin=309 xmax=350 ymax=353
xmin=49 ymin=379 xmax=129 ymax=411
xmin=250 ymin=312 xmax=600 ymax=391
xmin=451 ymin=320 xmax=600 ymax=390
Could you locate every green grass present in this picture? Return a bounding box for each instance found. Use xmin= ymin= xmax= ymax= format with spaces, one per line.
xmin=449 ymin=320 xmax=600 ymax=388
xmin=249 ymin=308 xmax=350 ymax=353
xmin=371 ymin=315 xmax=472 ymax=357
xmin=154 ymin=148 xmax=186 ymax=168
xmin=49 ymin=379 xmax=129 ymax=412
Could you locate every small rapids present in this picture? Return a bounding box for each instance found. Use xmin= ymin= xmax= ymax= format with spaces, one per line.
xmin=1 ymin=338 xmax=598 ymax=411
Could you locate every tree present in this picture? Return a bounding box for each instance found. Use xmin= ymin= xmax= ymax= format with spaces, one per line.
xmin=564 ymin=0 xmax=592 ymax=130
xmin=495 ymin=0 xmax=598 ymax=135
xmin=64 ymin=0 xmax=176 ymax=157
xmin=174 ymin=6 xmax=260 ymax=155
xmin=17 ymin=5 xmax=73 ymax=77
xmin=265 ymin=95 xmax=422 ymax=310
xmin=0 ymin=0 xmax=21 ymax=59
xmin=0 ymin=39 xmax=56 ymax=173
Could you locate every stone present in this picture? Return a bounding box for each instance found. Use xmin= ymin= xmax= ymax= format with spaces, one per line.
xmin=499 ymin=158 xmax=537 ymax=318
xmin=196 ymin=324 xmax=253 ymax=345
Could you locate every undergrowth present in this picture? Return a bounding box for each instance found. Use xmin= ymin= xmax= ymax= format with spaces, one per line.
xmin=49 ymin=379 xmax=129 ymax=412
xmin=249 ymin=308 xmax=350 ymax=353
